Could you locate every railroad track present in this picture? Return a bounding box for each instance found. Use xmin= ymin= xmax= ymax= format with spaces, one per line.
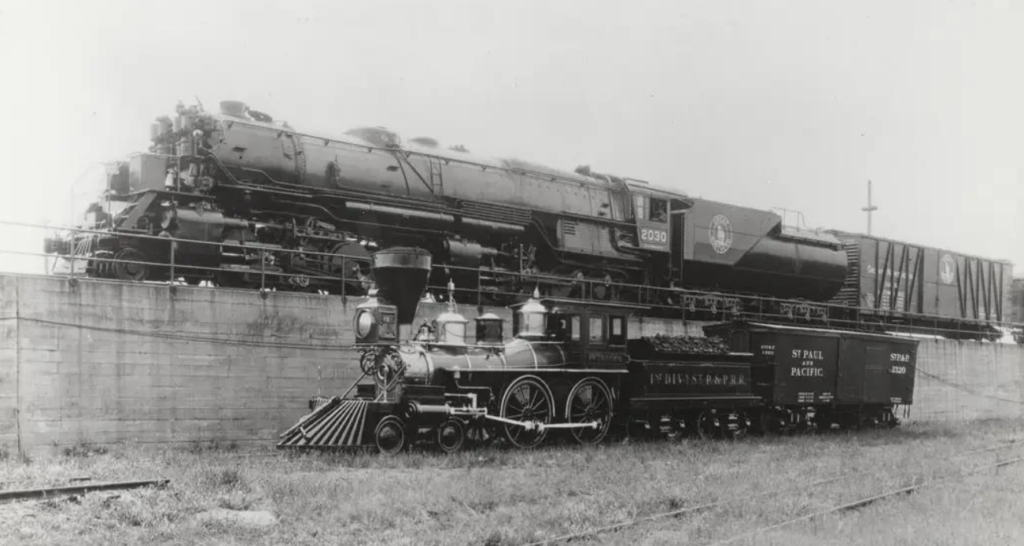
xmin=523 ymin=437 xmax=1024 ymax=546
xmin=0 ymin=479 xmax=170 ymax=505
xmin=709 ymin=455 xmax=1024 ymax=546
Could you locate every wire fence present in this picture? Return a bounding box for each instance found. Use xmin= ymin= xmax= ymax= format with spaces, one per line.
xmin=2 ymin=218 xmax=1022 ymax=341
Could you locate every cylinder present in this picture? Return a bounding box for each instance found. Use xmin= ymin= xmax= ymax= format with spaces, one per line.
xmin=407 ymin=402 xmax=452 ymax=416
xmin=444 ymin=239 xmax=483 ymax=269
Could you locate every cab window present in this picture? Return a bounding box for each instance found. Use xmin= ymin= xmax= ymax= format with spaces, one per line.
xmin=545 ymin=314 xmax=569 ymax=341
xmin=649 ymin=198 xmax=668 ymax=223
xmin=633 ymin=195 xmax=645 ymax=221
xmin=589 ymin=316 xmax=606 ymax=343
xmin=608 ymin=316 xmax=626 ymax=346
xmin=571 ymin=316 xmax=581 ymax=340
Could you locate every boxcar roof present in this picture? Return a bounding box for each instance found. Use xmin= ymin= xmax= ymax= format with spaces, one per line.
xmin=715 ymin=321 xmax=921 ymax=345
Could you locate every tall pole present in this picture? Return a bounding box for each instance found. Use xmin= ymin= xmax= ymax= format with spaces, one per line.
xmin=861 ymin=180 xmax=878 ymax=235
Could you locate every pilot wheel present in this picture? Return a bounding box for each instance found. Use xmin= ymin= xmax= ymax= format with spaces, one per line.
xmin=374 ymin=415 xmax=406 ymax=456
xmin=436 ymin=419 xmax=466 ymax=454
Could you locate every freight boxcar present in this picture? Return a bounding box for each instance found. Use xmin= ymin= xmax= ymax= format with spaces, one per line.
xmin=1010 ymin=278 xmax=1024 ymax=324
xmin=828 ymin=230 xmax=1012 ymax=336
xmin=703 ymin=321 xmax=919 ymax=429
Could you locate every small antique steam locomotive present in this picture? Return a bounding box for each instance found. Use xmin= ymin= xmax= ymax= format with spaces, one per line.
xmin=278 ymin=248 xmax=920 ymax=454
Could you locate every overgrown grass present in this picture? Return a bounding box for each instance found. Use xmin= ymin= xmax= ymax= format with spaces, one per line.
xmin=1 ymin=419 xmax=1022 ymax=545
xmin=61 ymin=441 xmax=109 ymax=459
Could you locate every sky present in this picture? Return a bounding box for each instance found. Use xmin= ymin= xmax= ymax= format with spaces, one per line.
xmin=0 ymin=0 xmax=1021 ymax=274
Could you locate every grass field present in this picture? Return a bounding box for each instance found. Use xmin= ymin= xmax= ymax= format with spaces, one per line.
xmin=1 ymin=419 xmax=1022 ymax=546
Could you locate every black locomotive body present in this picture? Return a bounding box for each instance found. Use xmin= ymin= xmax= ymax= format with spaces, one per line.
xmin=45 ymin=102 xmax=845 ymax=306
xmin=278 ymin=248 xmax=919 ymax=454
xmin=46 ymin=100 xmax=1008 ymax=339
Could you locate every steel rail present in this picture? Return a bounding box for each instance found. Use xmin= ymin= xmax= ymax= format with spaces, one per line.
xmin=523 ymin=439 xmax=1024 ymax=546
xmin=709 ymin=455 xmax=1024 ymax=546
xmin=0 ymin=479 xmax=170 ymax=504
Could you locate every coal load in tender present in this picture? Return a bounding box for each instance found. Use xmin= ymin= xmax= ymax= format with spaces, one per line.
xmin=633 ymin=334 xmax=731 ymax=357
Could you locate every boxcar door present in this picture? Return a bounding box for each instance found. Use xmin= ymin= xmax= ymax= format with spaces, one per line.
xmin=836 ymin=338 xmax=866 ymax=404
xmin=862 ymin=345 xmax=891 ymax=404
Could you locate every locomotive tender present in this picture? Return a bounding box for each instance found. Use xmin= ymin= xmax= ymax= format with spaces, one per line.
xmin=278 ymin=248 xmax=919 ymax=454
xmin=46 ymin=99 xmax=1009 ymax=338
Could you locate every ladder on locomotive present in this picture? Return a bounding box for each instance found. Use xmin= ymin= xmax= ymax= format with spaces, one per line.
xmin=427 ymin=157 xmax=445 ymax=201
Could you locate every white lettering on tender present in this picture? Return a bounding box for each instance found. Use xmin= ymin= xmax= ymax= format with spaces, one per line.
xmin=890 ymin=353 xmax=911 ymax=363
xmin=790 ymin=367 xmax=825 ymax=377
xmin=890 ymin=365 xmax=907 ymax=375
xmin=650 ymin=372 xmax=747 ymax=386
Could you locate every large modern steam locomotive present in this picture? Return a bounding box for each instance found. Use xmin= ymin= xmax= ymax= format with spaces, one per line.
xmin=45 ymin=100 xmax=1009 ymax=338
xmin=278 ymin=248 xmax=919 ymax=454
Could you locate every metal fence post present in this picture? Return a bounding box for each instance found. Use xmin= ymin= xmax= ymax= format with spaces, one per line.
xmin=69 ymin=236 xmax=78 ymax=282
xmin=260 ymin=249 xmax=266 ymax=292
xmin=169 ymin=239 xmax=176 ymax=285
xmin=69 ymin=246 xmax=76 ymax=282
xmin=680 ymin=295 xmax=687 ymax=329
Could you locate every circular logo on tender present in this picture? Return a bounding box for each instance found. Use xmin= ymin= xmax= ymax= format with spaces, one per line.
xmin=709 ymin=214 xmax=733 ymax=254
xmin=939 ymin=254 xmax=956 ymax=284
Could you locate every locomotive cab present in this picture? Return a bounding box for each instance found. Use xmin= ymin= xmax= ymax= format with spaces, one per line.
xmin=510 ymin=296 xmax=639 ymax=369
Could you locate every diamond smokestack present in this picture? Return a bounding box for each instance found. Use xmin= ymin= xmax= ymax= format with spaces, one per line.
xmin=370 ymin=247 xmax=433 ymax=325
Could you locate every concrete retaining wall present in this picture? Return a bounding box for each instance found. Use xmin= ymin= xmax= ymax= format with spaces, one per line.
xmin=0 ymin=274 xmax=1021 ymax=456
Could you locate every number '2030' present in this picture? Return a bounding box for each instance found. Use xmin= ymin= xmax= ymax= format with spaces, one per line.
xmin=641 ymin=229 xmax=667 ymax=243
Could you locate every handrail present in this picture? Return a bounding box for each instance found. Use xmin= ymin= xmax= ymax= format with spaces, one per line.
xmin=1 ymin=218 xmax=1020 ymax=340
